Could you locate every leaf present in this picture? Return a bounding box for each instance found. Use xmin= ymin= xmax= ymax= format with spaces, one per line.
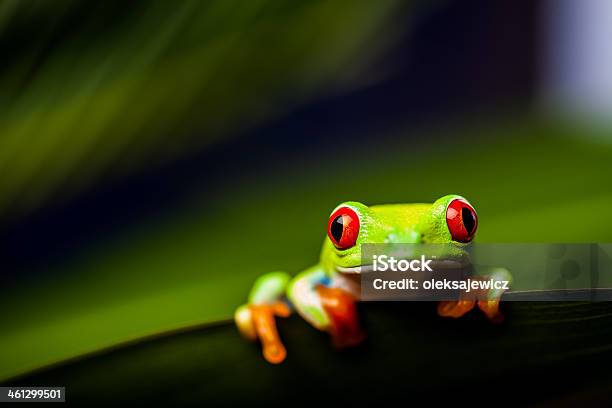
xmin=9 ymin=302 xmax=612 ymax=404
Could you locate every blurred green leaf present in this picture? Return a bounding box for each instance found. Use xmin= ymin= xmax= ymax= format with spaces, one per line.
xmin=0 ymin=0 xmax=403 ymax=216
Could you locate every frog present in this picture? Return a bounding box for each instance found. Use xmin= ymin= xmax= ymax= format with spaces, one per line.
xmin=235 ymin=195 xmax=511 ymax=364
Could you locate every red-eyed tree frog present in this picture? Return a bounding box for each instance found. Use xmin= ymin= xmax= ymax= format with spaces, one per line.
xmin=235 ymin=195 xmax=511 ymax=364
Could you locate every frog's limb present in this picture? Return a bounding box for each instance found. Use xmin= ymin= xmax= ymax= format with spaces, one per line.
xmin=437 ymin=267 xmax=512 ymax=323
xmin=316 ymin=285 xmax=366 ymax=348
xmin=476 ymin=267 xmax=512 ymax=323
xmin=234 ymin=272 xmax=292 ymax=364
xmin=288 ymin=267 xmax=365 ymax=347
xmin=234 ymin=304 xmax=257 ymax=340
xmin=477 ymin=300 xmax=503 ymax=323
xmin=437 ymin=300 xmax=476 ymax=318
xmin=286 ymin=267 xmax=330 ymax=329
xmin=250 ymin=302 xmax=291 ymax=364
xmin=248 ymin=271 xmax=292 ymax=304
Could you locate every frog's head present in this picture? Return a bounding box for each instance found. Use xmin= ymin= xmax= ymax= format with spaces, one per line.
xmin=320 ymin=195 xmax=478 ymax=274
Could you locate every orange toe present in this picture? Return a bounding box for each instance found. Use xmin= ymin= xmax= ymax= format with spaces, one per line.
xmin=437 ymin=300 xmax=476 ymax=318
xmin=249 ymin=303 xmax=290 ymax=364
xmin=477 ymin=300 xmax=504 ymax=324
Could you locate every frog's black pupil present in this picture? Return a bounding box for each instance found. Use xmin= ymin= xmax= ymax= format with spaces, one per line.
xmin=462 ymin=207 xmax=475 ymax=234
xmin=331 ymin=215 xmax=344 ymax=242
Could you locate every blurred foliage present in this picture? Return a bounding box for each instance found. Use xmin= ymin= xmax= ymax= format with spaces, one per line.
xmin=0 ymin=0 xmax=402 ymax=216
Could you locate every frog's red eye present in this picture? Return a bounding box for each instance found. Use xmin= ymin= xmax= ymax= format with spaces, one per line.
xmin=446 ymin=199 xmax=478 ymax=243
xmin=328 ymin=207 xmax=360 ymax=250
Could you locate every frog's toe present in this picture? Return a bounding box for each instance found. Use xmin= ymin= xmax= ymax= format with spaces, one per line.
xmin=477 ymin=300 xmax=504 ymax=324
xmin=249 ymin=302 xmax=291 ymax=364
xmin=235 ymin=304 xmax=257 ymax=340
xmin=437 ymin=300 xmax=476 ymax=318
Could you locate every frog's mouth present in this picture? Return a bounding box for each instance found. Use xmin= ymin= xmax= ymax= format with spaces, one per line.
xmin=335 ymin=259 xmax=468 ymax=275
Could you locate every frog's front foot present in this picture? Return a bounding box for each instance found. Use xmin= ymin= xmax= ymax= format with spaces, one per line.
xmin=235 ymin=301 xmax=291 ymax=364
xmin=316 ymin=285 xmax=366 ymax=348
xmin=437 ymin=300 xmax=476 ymax=318
xmin=476 ymin=300 xmax=504 ymax=323
xmin=437 ymin=299 xmax=503 ymax=323
xmin=438 ymin=268 xmax=510 ymax=323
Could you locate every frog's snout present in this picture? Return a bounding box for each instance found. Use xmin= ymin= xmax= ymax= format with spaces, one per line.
xmin=384 ymin=229 xmax=421 ymax=244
